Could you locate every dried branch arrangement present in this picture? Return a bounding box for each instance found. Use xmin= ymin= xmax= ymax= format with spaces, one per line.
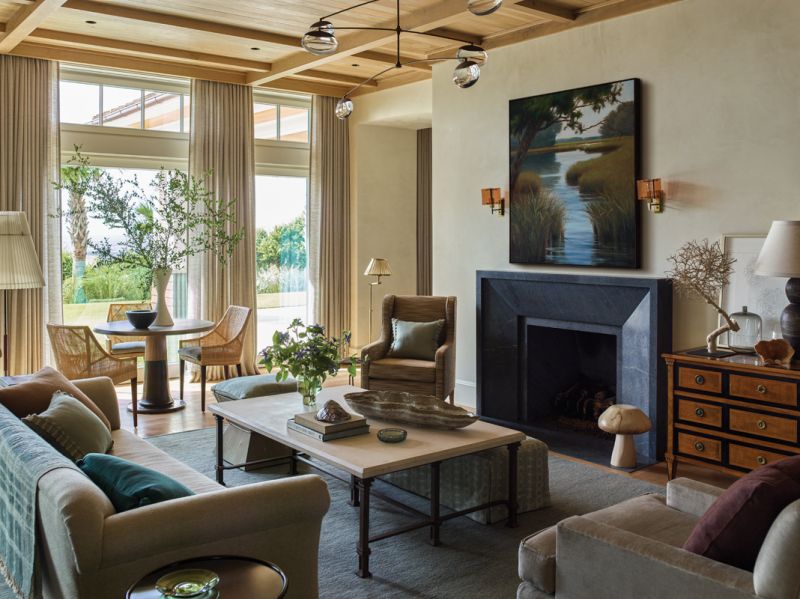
xmin=667 ymin=239 xmax=740 ymax=353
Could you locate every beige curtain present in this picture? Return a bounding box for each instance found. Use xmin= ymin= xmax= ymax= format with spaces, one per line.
xmin=0 ymin=55 xmax=61 ymax=375
xmin=308 ymin=96 xmax=350 ymax=336
xmin=187 ymin=79 xmax=258 ymax=380
xmin=416 ymin=128 xmax=432 ymax=296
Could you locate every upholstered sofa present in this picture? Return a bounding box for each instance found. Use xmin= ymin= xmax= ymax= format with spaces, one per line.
xmin=518 ymin=477 xmax=794 ymax=599
xmin=33 ymin=377 xmax=330 ymax=599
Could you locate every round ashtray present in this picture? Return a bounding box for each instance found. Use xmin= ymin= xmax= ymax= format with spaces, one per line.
xmin=378 ymin=428 xmax=407 ymax=443
xmin=155 ymin=569 xmax=220 ymax=598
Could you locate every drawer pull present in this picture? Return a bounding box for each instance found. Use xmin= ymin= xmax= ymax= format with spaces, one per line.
xmin=694 ymin=441 xmax=705 ymax=452
xmin=757 ymin=420 xmax=767 ymax=430
xmin=695 ymin=375 xmax=705 ymax=385
xmin=695 ymin=407 xmax=705 ymax=417
xmin=757 ymin=456 xmax=768 ymax=466
xmin=757 ymin=384 xmax=767 ymax=394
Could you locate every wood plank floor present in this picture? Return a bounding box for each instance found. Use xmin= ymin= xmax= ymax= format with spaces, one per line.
xmin=116 ymin=376 xmax=738 ymax=490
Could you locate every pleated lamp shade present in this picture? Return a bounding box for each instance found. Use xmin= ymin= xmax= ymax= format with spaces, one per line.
xmin=755 ymin=221 xmax=800 ymax=277
xmin=364 ymin=258 xmax=392 ymax=277
xmin=0 ymin=212 xmax=45 ymax=290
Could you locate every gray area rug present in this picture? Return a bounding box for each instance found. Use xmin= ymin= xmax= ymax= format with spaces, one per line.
xmin=0 ymin=428 xmax=662 ymax=599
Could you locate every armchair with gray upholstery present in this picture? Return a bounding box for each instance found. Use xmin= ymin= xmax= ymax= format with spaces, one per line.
xmin=518 ymin=477 xmax=796 ymax=599
xmin=360 ymin=295 xmax=456 ymax=403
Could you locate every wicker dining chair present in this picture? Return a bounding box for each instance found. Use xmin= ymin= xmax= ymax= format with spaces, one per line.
xmin=178 ymin=305 xmax=252 ymax=412
xmin=105 ymin=301 xmax=152 ymax=358
xmin=47 ymin=324 xmax=140 ymax=427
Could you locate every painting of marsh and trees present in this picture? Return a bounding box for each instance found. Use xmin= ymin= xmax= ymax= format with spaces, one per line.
xmin=509 ymin=79 xmax=640 ymax=268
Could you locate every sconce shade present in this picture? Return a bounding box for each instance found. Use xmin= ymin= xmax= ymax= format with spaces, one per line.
xmin=636 ymin=178 xmax=662 ymax=201
xmin=481 ymin=188 xmax=501 ymax=206
xmin=0 ymin=212 xmax=45 ymax=290
xmin=364 ymin=258 xmax=392 ymax=277
xmin=755 ymin=221 xmax=800 ymax=277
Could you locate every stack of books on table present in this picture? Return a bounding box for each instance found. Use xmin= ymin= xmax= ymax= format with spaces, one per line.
xmin=288 ymin=411 xmax=369 ymax=441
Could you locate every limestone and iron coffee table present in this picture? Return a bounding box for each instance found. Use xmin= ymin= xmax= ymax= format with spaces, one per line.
xmin=209 ymin=385 xmax=525 ymax=578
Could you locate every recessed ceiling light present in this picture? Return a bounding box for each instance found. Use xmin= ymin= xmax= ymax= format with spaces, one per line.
xmin=85 ymin=20 xmax=97 ymax=24
xmin=351 ymin=63 xmax=360 ymax=67
xmin=251 ymin=47 xmax=260 ymax=51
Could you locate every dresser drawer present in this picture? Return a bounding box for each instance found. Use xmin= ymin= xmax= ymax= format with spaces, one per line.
xmin=729 ymin=409 xmax=797 ymax=443
xmin=677 ymin=398 xmax=722 ymax=428
xmin=728 ymin=444 xmax=793 ymax=470
xmin=729 ymin=374 xmax=797 ymax=407
xmin=678 ymin=367 xmax=722 ymax=394
xmin=677 ymin=432 xmax=722 ymax=462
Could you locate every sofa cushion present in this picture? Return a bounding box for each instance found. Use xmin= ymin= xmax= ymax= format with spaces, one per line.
xmin=78 ymin=453 xmax=194 ymax=512
xmin=369 ymin=358 xmax=436 ymax=382
xmin=0 ymin=367 xmax=111 ymax=430
xmin=519 ymin=527 xmax=557 ymax=594
xmin=753 ymin=499 xmax=800 ymax=598
xmin=212 ymin=374 xmax=297 ymax=402
xmin=388 ymin=318 xmax=444 ymax=361
xmin=684 ymin=454 xmax=800 ymax=571
xmin=24 ymin=392 xmax=113 ymax=461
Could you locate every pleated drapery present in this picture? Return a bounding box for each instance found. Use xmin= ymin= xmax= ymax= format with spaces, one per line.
xmin=0 ymin=55 xmax=61 ymax=375
xmin=187 ymin=79 xmax=258 ymax=380
xmin=308 ymin=95 xmax=351 ymax=337
xmin=416 ymin=128 xmax=432 ymax=296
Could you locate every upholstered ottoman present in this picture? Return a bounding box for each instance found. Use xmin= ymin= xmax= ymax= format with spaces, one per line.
xmin=211 ymin=374 xmax=297 ymax=470
xmin=381 ymin=437 xmax=550 ymax=523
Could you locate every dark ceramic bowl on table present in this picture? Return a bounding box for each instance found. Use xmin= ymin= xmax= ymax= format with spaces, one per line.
xmin=126 ymin=309 xmax=157 ymax=329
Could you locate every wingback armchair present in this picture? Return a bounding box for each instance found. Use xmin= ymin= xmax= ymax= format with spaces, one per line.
xmin=360 ymin=295 xmax=456 ymax=403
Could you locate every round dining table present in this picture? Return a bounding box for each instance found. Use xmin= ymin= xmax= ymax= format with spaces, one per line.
xmin=94 ymin=319 xmax=214 ymax=413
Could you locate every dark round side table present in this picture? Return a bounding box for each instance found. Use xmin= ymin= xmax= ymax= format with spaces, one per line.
xmin=126 ymin=556 xmax=287 ymax=598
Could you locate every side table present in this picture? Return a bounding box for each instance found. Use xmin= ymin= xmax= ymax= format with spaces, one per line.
xmin=126 ymin=556 xmax=287 ymax=598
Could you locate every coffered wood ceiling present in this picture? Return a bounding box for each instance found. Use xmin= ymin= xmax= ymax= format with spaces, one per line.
xmin=0 ymin=0 xmax=682 ymax=97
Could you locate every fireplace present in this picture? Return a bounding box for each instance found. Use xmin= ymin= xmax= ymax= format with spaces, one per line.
xmin=477 ymin=271 xmax=672 ymax=464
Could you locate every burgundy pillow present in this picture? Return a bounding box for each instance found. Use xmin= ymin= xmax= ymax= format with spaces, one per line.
xmin=0 ymin=366 xmax=111 ymax=431
xmin=684 ymin=455 xmax=800 ymax=571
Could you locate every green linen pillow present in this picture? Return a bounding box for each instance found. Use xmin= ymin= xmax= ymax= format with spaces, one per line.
xmin=387 ymin=318 xmax=445 ymax=361
xmin=212 ymin=374 xmax=297 ymax=402
xmin=24 ymin=392 xmax=113 ymax=461
xmin=77 ymin=453 xmax=194 ymax=513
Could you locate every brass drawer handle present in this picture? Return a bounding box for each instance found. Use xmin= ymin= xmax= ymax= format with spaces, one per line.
xmin=757 ymin=456 xmax=768 ymax=466
xmin=695 ymin=375 xmax=705 ymax=385
xmin=695 ymin=407 xmax=705 ymax=417
xmin=694 ymin=441 xmax=705 ymax=452
xmin=757 ymin=384 xmax=767 ymax=394
xmin=757 ymin=419 xmax=767 ymax=430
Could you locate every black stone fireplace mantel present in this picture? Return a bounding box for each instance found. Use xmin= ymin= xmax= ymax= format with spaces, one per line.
xmin=477 ymin=271 xmax=672 ymax=464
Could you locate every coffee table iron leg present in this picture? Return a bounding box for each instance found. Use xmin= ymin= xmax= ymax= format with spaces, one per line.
xmin=507 ymin=442 xmax=520 ymax=528
xmin=215 ymin=415 xmax=225 ymax=486
xmin=430 ymin=461 xmax=441 ymax=546
xmin=356 ymin=477 xmax=372 ymax=578
xmin=349 ymin=474 xmax=360 ymax=507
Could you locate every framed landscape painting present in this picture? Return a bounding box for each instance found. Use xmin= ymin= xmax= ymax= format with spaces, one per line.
xmin=509 ymin=78 xmax=640 ymax=268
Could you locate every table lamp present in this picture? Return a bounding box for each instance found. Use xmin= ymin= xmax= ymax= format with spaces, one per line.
xmin=364 ymin=258 xmax=391 ymax=342
xmin=0 ymin=212 xmax=46 ymax=375
xmin=755 ymin=220 xmax=800 ymax=355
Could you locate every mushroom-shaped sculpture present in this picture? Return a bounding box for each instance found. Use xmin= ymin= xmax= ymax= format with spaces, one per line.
xmin=598 ymin=404 xmax=652 ymax=468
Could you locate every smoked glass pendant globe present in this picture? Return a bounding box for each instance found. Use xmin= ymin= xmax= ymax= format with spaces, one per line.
xmin=467 ymin=0 xmax=502 ymax=16
xmin=301 ymin=20 xmax=338 ymax=56
xmin=456 ymin=44 xmax=488 ymax=67
xmin=453 ymin=60 xmax=480 ymax=88
xmin=335 ymin=98 xmax=354 ymax=119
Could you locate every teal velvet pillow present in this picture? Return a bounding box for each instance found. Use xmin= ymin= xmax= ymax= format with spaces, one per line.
xmin=77 ymin=453 xmax=194 ymax=512
xmin=387 ymin=318 xmax=445 ymax=361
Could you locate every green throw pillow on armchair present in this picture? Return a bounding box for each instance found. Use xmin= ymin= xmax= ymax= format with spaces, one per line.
xmin=387 ymin=318 xmax=445 ymax=361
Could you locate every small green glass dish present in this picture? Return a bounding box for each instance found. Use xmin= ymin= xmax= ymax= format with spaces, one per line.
xmin=378 ymin=428 xmax=407 ymax=443
xmin=155 ymin=569 xmax=220 ymax=598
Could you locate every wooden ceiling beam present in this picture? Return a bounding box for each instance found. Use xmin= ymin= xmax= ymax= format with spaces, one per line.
xmin=10 ymin=41 xmax=248 ymax=84
xmin=247 ymin=0 xmax=470 ymax=86
xmin=504 ymin=0 xmax=577 ymax=23
xmin=27 ymin=29 xmax=272 ymax=71
xmin=424 ymin=27 xmax=483 ymax=45
xmin=353 ymin=50 xmax=432 ymax=71
xmin=0 ymin=0 xmax=68 ymax=53
xmin=259 ymin=78 xmax=350 ymax=98
xmin=294 ymin=69 xmax=377 ymax=87
xmin=62 ymin=0 xmax=300 ymax=48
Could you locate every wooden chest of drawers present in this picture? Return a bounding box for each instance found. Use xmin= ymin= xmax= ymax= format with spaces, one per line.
xmin=664 ymin=352 xmax=800 ymax=479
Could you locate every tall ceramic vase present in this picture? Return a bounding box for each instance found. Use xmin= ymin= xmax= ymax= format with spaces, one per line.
xmin=153 ymin=267 xmax=174 ymax=327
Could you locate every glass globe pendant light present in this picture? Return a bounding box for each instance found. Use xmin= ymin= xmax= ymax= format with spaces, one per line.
xmin=467 ymin=0 xmax=502 ymax=16
xmin=301 ymin=20 xmax=338 ymax=56
xmin=456 ymin=44 xmax=488 ymax=67
xmin=335 ymin=98 xmax=354 ymax=120
xmin=453 ymin=60 xmax=480 ymax=88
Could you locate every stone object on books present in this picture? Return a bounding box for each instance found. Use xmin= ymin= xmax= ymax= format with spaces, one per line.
xmin=315 ymin=400 xmax=352 ymax=423
xmin=755 ymin=338 xmax=795 ymax=367
xmin=343 ymin=390 xmax=478 ymax=430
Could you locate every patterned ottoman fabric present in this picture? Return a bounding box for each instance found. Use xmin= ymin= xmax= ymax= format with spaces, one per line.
xmin=381 ymin=437 xmax=550 ymax=524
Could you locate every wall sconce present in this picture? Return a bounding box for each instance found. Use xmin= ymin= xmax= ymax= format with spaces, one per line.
xmin=637 ymin=178 xmax=664 ymax=213
xmin=481 ymin=187 xmax=505 ymax=216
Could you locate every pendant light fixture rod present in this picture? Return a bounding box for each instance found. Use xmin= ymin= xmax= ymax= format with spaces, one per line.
xmin=321 ymin=0 xmax=382 ymax=21
xmin=331 ymin=26 xmax=477 ymax=45
xmin=340 ymin=57 xmax=457 ymax=100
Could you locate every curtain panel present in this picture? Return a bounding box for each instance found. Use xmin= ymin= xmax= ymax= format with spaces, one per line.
xmin=309 ymin=95 xmax=351 ymax=337
xmin=0 ymin=55 xmax=61 ymax=375
xmin=188 ymin=79 xmax=258 ymax=380
xmin=416 ymin=128 xmax=432 ymax=296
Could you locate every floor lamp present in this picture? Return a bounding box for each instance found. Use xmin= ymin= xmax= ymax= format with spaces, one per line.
xmin=364 ymin=258 xmax=392 ymax=342
xmin=0 ymin=212 xmax=46 ymax=375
